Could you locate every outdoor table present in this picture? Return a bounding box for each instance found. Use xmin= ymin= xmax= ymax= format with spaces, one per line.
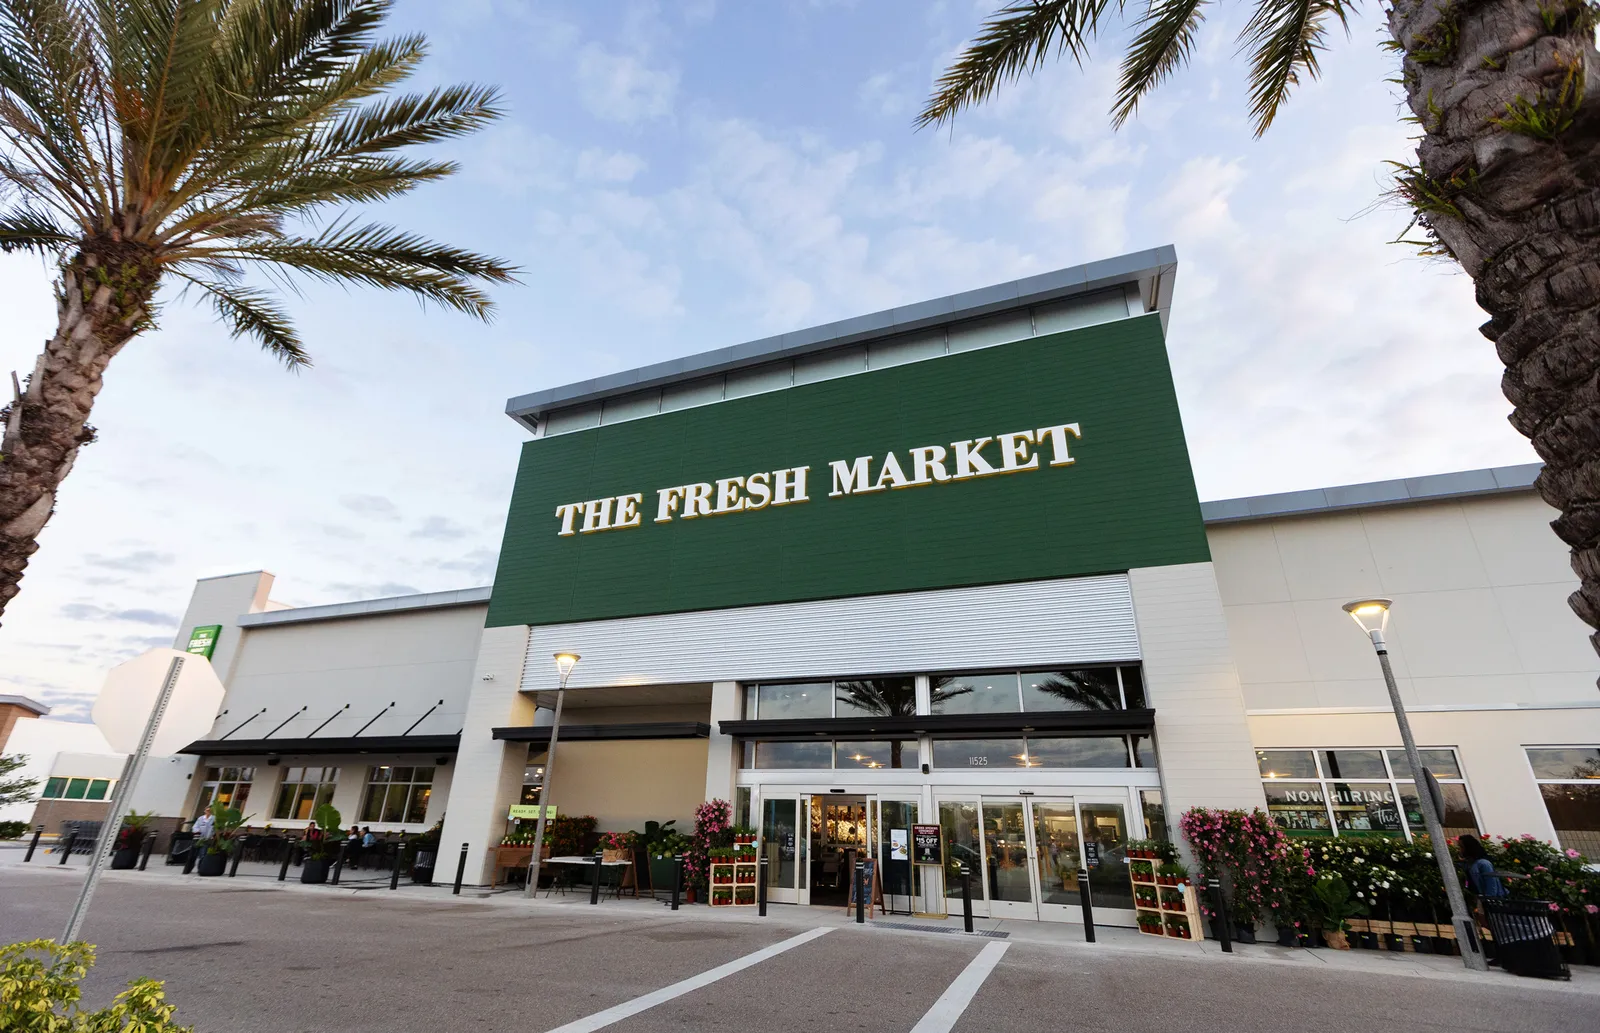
xmin=542 ymin=855 xmax=633 ymax=901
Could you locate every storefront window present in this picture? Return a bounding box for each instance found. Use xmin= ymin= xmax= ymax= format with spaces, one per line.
xmin=749 ymin=741 xmax=833 ymax=769
xmin=272 ymin=766 xmax=339 ymax=821
xmin=940 ymin=800 xmax=981 ymax=891
xmin=1527 ymin=747 xmax=1600 ymax=857
xmin=930 ymin=674 xmax=1021 ymax=715
xmin=1024 ymin=737 xmax=1130 ymax=768
xmin=1259 ymin=747 xmax=1475 ymax=840
xmin=520 ymin=755 xmax=545 ymax=804
xmin=40 ymin=776 xmax=113 ymax=800
xmin=195 ymin=766 xmax=254 ymax=816
xmin=1020 ymin=669 xmax=1122 ymax=711
xmin=835 ymin=741 xmax=917 ymax=769
xmin=932 ymin=738 xmax=1029 ymax=768
xmin=1131 ymin=734 xmax=1156 ymax=768
xmin=752 ymin=682 xmax=832 ymax=719
xmin=834 ymin=678 xmax=916 ymax=718
xmin=359 ymin=766 xmax=434 ymax=823
xmin=1140 ymin=789 xmax=1169 ymax=842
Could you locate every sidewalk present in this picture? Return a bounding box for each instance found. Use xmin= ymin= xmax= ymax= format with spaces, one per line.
xmin=7 ymin=853 xmax=1598 ymax=992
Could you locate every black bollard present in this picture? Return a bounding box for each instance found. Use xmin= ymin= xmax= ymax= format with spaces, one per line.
xmin=390 ymin=842 xmax=405 ymax=890
xmin=24 ymin=825 xmax=43 ymax=862
xmin=1077 ymin=870 xmax=1096 ymax=943
xmin=1207 ymin=876 xmax=1233 ymax=953
xmin=590 ymin=850 xmax=604 ymax=905
xmin=139 ymin=835 xmax=155 ymax=871
xmin=757 ymin=856 xmax=769 ymax=917
xmin=960 ymin=863 xmax=974 ymax=933
xmin=58 ymin=832 xmax=77 ymax=865
xmin=452 ymin=842 xmax=468 ymax=895
xmin=331 ymin=841 xmax=348 ymax=885
xmin=279 ymin=840 xmax=294 ymax=882
xmin=228 ymin=843 xmax=244 ymax=877
xmin=182 ymin=840 xmax=198 ymax=874
xmin=671 ymin=854 xmax=683 ymax=911
xmin=855 ymin=862 xmax=865 ymax=924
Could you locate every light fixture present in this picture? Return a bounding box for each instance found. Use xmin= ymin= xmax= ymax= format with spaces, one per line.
xmin=1342 ymin=598 xmax=1392 ymax=637
xmin=553 ymin=652 xmax=581 ymax=684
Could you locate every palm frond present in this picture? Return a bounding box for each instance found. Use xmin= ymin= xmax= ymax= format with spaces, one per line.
xmin=1112 ymin=0 xmax=1209 ymax=127
xmin=207 ymin=220 xmax=518 ymax=318
xmin=0 ymin=202 xmax=73 ymax=253
xmin=917 ymin=0 xmax=1121 ymax=129
xmin=171 ymin=271 xmax=310 ymax=367
xmin=1237 ymin=0 xmax=1351 ymax=136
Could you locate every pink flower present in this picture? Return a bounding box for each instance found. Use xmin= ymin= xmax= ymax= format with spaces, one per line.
xmin=1586 ymin=905 xmax=1598 ymax=915
xmin=1549 ymin=902 xmax=1560 ymax=912
xmin=1567 ymin=849 xmax=1581 ymax=859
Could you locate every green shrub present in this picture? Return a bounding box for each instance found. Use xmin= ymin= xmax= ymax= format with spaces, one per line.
xmin=0 ymin=939 xmax=190 ymax=1032
xmin=0 ymin=820 xmax=28 ymax=840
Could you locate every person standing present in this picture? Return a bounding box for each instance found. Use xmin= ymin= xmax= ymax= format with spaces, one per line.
xmin=191 ymin=809 xmax=215 ymax=843
xmin=1459 ymin=835 xmax=1507 ymax=899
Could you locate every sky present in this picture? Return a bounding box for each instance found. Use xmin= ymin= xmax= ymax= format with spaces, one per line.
xmin=0 ymin=0 xmax=1538 ymax=721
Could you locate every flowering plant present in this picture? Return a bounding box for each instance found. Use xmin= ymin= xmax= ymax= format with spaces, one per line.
xmin=598 ymin=831 xmax=636 ymax=852
xmin=685 ymin=799 xmax=733 ymax=892
xmin=1180 ymin=808 xmax=1303 ymax=924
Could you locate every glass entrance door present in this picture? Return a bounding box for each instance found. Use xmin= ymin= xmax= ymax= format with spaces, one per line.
xmin=874 ymin=798 xmax=919 ymax=915
xmin=982 ymin=799 xmax=1036 ymax=919
xmin=1030 ymin=800 xmax=1083 ymax=921
xmin=759 ymin=795 xmax=806 ymax=904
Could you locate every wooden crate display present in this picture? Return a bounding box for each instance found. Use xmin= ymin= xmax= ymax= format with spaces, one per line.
xmin=1130 ymin=864 xmax=1203 ymax=941
xmin=709 ymin=859 xmax=759 ymax=907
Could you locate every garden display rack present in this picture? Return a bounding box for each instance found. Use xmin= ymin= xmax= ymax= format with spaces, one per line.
xmin=1130 ymin=861 xmax=1202 ymax=942
xmin=709 ymin=856 xmax=759 ymax=907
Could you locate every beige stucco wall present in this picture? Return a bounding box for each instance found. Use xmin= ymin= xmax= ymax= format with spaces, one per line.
xmin=550 ymin=738 xmax=709 ymax=834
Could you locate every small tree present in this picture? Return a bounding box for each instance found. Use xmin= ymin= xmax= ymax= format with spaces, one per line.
xmin=0 ymin=753 xmax=38 ymax=807
xmin=0 ymin=939 xmax=190 ymax=1033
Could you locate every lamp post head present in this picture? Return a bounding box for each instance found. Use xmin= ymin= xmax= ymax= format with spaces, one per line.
xmin=553 ymin=652 xmax=581 ymax=687
xmin=1342 ymin=599 xmax=1392 ymax=644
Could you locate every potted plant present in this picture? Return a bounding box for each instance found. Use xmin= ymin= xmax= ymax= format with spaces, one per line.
xmin=1156 ymin=861 xmax=1188 ymax=887
xmin=1165 ymin=914 xmax=1192 ymax=939
xmin=648 ymin=831 xmax=690 ymax=896
xmin=405 ymin=820 xmax=442 ymax=883
xmin=300 ymin=803 xmax=343 ymax=884
xmin=735 ymin=885 xmax=756 ymax=905
xmin=110 ymin=811 xmax=156 ymax=870
xmin=1129 ymin=859 xmax=1154 ymax=879
xmin=1159 ymin=887 xmax=1185 ymax=911
xmin=1135 ymin=886 xmax=1158 ymax=909
xmin=1137 ymin=912 xmax=1164 ymax=934
xmin=1310 ymin=875 xmax=1367 ymax=950
xmin=197 ymin=802 xmax=246 ymax=877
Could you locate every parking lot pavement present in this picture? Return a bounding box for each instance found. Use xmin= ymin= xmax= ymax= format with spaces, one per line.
xmin=4 ymin=865 xmax=1597 ymax=1033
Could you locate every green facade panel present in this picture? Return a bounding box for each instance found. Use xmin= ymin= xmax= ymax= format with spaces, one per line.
xmin=487 ymin=313 xmax=1208 ymax=628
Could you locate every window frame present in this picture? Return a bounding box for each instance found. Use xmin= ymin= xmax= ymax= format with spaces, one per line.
xmin=744 ymin=665 xmax=1146 ymax=720
xmin=271 ymin=766 xmax=341 ymax=822
xmin=1524 ymin=745 xmax=1600 ymax=855
xmin=1256 ymin=746 xmax=1478 ymax=841
xmin=358 ymin=765 xmax=435 ymax=825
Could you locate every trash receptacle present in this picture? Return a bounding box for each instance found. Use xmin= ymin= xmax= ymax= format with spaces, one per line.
xmin=1482 ymin=898 xmax=1570 ymax=980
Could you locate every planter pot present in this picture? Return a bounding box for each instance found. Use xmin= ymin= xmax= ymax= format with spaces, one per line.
xmin=649 ymin=856 xmax=678 ymax=892
xmin=684 ymin=887 xmax=697 ymax=904
xmin=1276 ymin=926 xmax=1298 ymax=948
xmin=1386 ymin=935 xmax=1406 ymax=953
xmin=1357 ymin=932 xmax=1379 ymax=950
xmin=197 ymin=851 xmax=227 ymax=877
xmin=1234 ymin=923 xmax=1257 ymax=945
xmin=1324 ymin=929 xmax=1350 ymax=950
xmin=1412 ymin=937 xmax=1434 ymax=954
xmin=301 ymin=857 xmax=331 ymax=884
xmin=111 ymin=846 xmax=140 ymax=870
xmin=411 ymin=848 xmax=437 ymax=885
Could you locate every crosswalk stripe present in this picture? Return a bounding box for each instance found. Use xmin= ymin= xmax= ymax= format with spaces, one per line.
xmin=908 ymin=940 xmax=1010 ymax=1033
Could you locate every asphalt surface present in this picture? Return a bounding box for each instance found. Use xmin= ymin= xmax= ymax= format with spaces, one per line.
xmin=2 ymin=865 xmax=1595 ymax=1033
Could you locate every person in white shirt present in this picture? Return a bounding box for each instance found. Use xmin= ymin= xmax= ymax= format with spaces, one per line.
xmin=192 ymin=811 xmax=215 ymax=840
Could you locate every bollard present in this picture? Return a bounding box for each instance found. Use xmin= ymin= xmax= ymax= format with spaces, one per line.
xmin=1077 ymin=870 xmax=1096 ymax=943
xmin=24 ymin=825 xmax=43 ymax=863
xmin=1207 ymin=876 xmax=1233 ymax=953
xmin=960 ymin=863 xmax=974 ymax=934
xmin=138 ymin=836 xmax=155 ymax=871
xmin=58 ymin=832 xmax=77 ymax=865
xmin=590 ymin=850 xmax=604 ymax=905
xmin=182 ymin=840 xmax=198 ymax=874
xmin=279 ymin=840 xmax=294 ymax=882
xmin=757 ymin=856 xmax=769 ymax=917
xmin=331 ymin=841 xmax=348 ymax=885
xmin=671 ymin=854 xmax=683 ymax=911
xmin=855 ymin=862 xmax=865 ymax=924
xmin=228 ymin=844 xmax=244 ymax=877
xmin=390 ymin=842 xmax=405 ymax=890
xmin=452 ymin=842 xmax=468 ymax=895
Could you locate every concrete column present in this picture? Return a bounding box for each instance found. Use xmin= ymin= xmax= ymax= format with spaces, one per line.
xmin=1129 ymin=562 xmax=1266 ymax=827
xmin=704 ymin=681 xmax=740 ymax=805
xmin=438 ymin=624 xmax=533 ymax=886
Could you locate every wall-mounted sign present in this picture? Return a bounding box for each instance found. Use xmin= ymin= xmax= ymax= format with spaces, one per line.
xmin=184 ymin=625 xmax=222 ymax=659
xmin=508 ymin=804 xmax=556 ymax=820
xmin=489 ymin=316 xmax=1209 ymax=629
xmin=912 ymin=824 xmax=943 ymax=866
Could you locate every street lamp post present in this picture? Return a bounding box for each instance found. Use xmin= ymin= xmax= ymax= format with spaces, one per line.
xmin=524 ymin=652 xmax=580 ymax=897
xmin=1342 ymin=599 xmax=1487 ymax=971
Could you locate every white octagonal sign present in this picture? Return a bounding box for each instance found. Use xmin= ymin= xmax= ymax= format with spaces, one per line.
xmin=92 ymin=648 xmax=225 ymax=756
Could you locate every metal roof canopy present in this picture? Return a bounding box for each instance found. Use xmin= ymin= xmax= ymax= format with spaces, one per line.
xmin=505 ymin=245 xmax=1178 ymax=431
xmin=179 ymin=733 xmax=461 ymax=757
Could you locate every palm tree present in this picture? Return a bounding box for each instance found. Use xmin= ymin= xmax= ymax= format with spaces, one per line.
xmin=1025 ymin=669 xmax=1121 ymax=710
xmin=835 ymin=677 xmax=970 ymax=767
xmin=920 ymin=2 xmax=1600 ymax=664
xmin=0 ymin=0 xmax=515 ymax=622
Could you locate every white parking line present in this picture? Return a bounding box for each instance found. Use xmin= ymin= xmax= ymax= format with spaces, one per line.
xmin=908 ymin=940 xmax=1010 ymax=1033
xmin=540 ymin=926 xmax=834 ymax=1033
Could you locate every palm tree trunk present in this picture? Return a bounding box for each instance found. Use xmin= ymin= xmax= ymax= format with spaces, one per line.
xmin=1391 ymin=0 xmax=1600 ymax=663
xmin=0 ymin=246 xmax=157 ymax=623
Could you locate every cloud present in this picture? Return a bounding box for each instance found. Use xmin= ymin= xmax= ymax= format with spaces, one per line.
xmin=338 ymin=494 xmax=401 ymax=521
xmin=411 ymin=516 xmax=471 ymax=541
xmin=575 ymin=43 xmax=678 ymax=123
xmin=83 ymin=550 xmax=173 ymax=574
xmin=59 ymin=603 xmax=178 ymax=626
xmin=577 ymin=148 xmax=647 ymax=184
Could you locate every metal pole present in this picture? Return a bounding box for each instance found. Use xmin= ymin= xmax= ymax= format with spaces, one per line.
xmin=525 ymin=677 xmax=574 ymax=897
xmin=590 ymin=850 xmax=604 ymax=905
xmin=331 ymin=840 xmax=348 ymax=885
xmin=1370 ymin=633 xmax=1487 ymax=972
xmin=228 ymin=842 xmax=244 ymax=877
xmin=182 ymin=841 xmax=198 ymax=874
xmin=855 ymin=861 xmax=865 ymax=924
xmin=391 ymin=841 xmax=405 ymax=890
xmin=757 ymin=856 xmax=769 ymax=917
xmin=24 ymin=825 xmax=42 ymax=862
xmin=1208 ymin=876 xmax=1232 ymax=952
xmin=138 ymin=835 xmax=155 ymax=871
xmin=960 ymin=863 xmax=973 ymax=933
xmin=671 ymin=853 xmax=683 ymax=910
xmin=58 ymin=832 xmax=77 ymax=865
xmin=1077 ymin=870 xmax=1096 ymax=943
xmin=62 ymin=655 xmax=185 ymax=943
xmin=279 ymin=841 xmax=294 ymax=882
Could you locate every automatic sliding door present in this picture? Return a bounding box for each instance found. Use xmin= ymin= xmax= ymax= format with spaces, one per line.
xmin=938 ymin=799 xmax=985 ymax=917
xmin=1030 ymin=799 xmax=1082 ymax=922
xmin=1079 ymin=800 xmax=1135 ymax=914
xmin=875 ymin=798 xmax=919 ymax=915
xmin=981 ymin=799 xmax=1036 ymax=918
xmin=760 ymin=796 xmax=803 ymax=904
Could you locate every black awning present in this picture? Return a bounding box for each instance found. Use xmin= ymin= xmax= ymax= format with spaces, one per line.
xmin=179 ymin=733 xmax=461 ymax=757
xmin=717 ymin=708 xmax=1155 ymax=739
xmin=492 ymin=722 xmax=711 ymax=744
